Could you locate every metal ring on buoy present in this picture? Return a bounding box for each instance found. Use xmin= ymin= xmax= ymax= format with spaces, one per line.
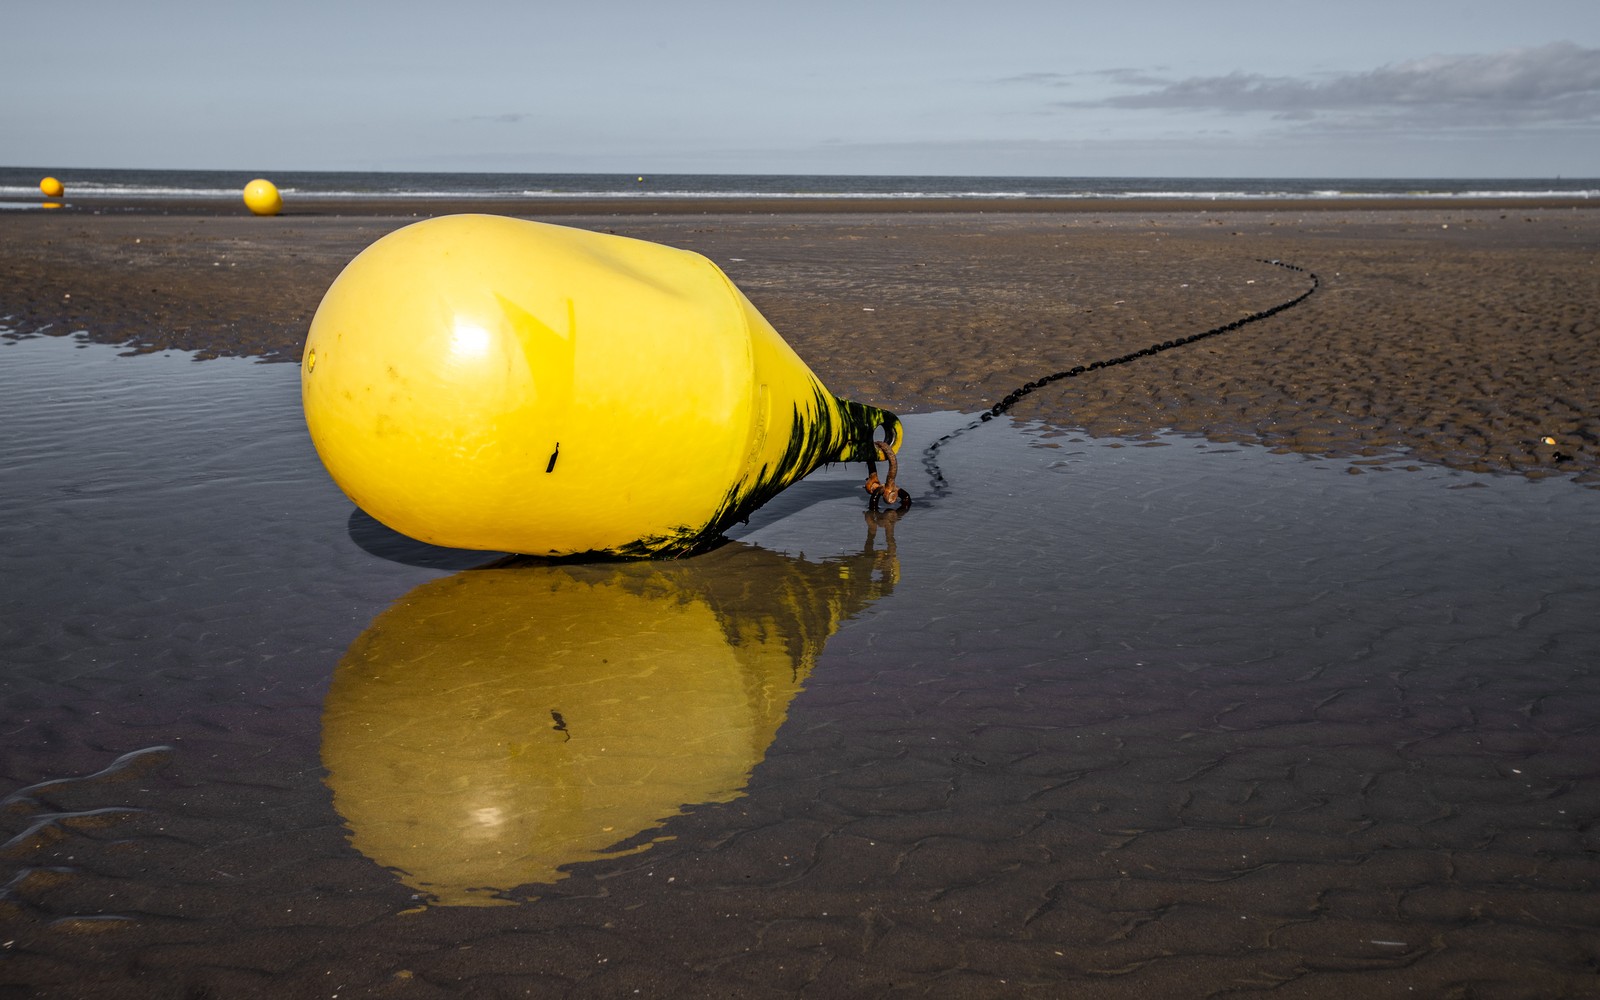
xmin=864 ymin=441 xmax=912 ymax=512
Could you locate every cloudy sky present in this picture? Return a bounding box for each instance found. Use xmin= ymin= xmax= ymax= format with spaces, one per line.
xmin=7 ymin=0 xmax=1598 ymax=176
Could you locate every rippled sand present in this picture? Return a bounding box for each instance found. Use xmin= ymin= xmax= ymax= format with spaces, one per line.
xmin=3 ymin=202 xmax=1597 ymax=483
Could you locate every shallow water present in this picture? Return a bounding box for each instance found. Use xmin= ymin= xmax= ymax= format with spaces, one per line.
xmin=2 ymin=334 xmax=1597 ymax=998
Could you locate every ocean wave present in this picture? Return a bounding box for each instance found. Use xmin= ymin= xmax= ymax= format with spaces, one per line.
xmin=1 ymin=175 xmax=1594 ymax=203
xmin=515 ymin=188 xmax=1599 ymax=201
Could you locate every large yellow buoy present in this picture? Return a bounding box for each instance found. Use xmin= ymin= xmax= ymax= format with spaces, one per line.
xmin=321 ymin=533 xmax=898 ymax=905
xmin=39 ymin=176 xmax=64 ymax=198
xmin=242 ymin=177 xmax=282 ymax=215
xmin=301 ymin=214 xmax=900 ymax=557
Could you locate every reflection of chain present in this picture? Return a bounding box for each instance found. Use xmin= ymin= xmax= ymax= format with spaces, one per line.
xmin=919 ymin=259 xmax=1321 ymax=498
xmin=863 ymin=508 xmax=901 ymax=586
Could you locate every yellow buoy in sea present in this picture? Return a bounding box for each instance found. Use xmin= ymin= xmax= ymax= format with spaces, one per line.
xmin=301 ymin=214 xmax=900 ymax=558
xmin=321 ymin=535 xmax=898 ymax=905
xmin=242 ymin=177 xmax=282 ymax=215
xmin=39 ymin=176 xmax=64 ymax=198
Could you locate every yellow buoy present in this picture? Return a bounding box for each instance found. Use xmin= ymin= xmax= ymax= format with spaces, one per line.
xmin=242 ymin=177 xmax=282 ymax=215
xmin=301 ymin=214 xmax=900 ymax=557
xmin=321 ymin=535 xmax=898 ymax=905
xmin=39 ymin=176 xmax=64 ymax=198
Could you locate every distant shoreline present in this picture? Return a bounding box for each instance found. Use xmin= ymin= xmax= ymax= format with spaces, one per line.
xmin=14 ymin=194 xmax=1599 ymax=217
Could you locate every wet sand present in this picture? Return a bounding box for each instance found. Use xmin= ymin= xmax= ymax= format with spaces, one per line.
xmin=3 ymin=198 xmax=1600 ymax=998
xmin=3 ymin=196 xmax=1598 ymax=483
xmin=1 ymin=339 xmax=1596 ymax=999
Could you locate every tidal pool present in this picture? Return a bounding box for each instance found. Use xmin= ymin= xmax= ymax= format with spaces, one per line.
xmin=1 ymin=332 xmax=1596 ymax=998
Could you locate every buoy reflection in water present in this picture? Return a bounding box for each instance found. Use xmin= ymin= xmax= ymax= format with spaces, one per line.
xmin=321 ymin=517 xmax=900 ymax=906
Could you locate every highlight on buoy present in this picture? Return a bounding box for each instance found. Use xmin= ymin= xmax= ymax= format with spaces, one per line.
xmin=39 ymin=176 xmax=64 ymax=198
xmin=301 ymin=214 xmax=901 ymax=558
xmin=242 ymin=177 xmax=282 ymax=215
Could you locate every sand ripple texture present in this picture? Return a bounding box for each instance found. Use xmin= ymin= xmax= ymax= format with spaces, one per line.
xmin=2 ymin=206 xmax=1597 ymax=486
xmin=1 ymin=336 xmax=1596 ymax=998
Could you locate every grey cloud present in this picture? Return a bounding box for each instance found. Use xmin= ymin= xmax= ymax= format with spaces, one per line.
xmin=997 ymin=71 xmax=1074 ymax=85
xmin=1066 ymin=43 xmax=1600 ymax=128
xmin=1088 ymin=68 xmax=1177 ymax=89
xmin=1000 ymin=68 xmax=1171 ymax=89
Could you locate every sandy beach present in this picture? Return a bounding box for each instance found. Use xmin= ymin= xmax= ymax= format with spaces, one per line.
xmin=4 ymin=196 xmax=1597 ymax=483
xmin=4 ymin=197 xmax=1600 ymax=998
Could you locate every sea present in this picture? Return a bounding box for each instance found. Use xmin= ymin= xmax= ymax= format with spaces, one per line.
xmin=2 ymin=165 xmax=1596 ymax=202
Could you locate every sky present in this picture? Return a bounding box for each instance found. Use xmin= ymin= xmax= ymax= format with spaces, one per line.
xmin=6 ymin=0 xmax=1598 ymax=177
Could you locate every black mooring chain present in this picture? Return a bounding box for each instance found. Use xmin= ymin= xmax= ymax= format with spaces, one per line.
xmin=918 ymin=259 xmax=1320 ymax=498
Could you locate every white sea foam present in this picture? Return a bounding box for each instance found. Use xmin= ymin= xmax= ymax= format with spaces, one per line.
xmin=1 ymin=174 xmax=1594 ymax=203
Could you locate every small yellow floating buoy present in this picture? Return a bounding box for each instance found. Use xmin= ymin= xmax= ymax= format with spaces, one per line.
xmin=242 ymin=177 xmax=282 ymax=216
xmin=321 ymin=539 xmax=896 ymax=904
xmin=301 ymin=214 xmax=900 ymax=558
xmin=39 ymin=176 xmax=64 ymax=198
